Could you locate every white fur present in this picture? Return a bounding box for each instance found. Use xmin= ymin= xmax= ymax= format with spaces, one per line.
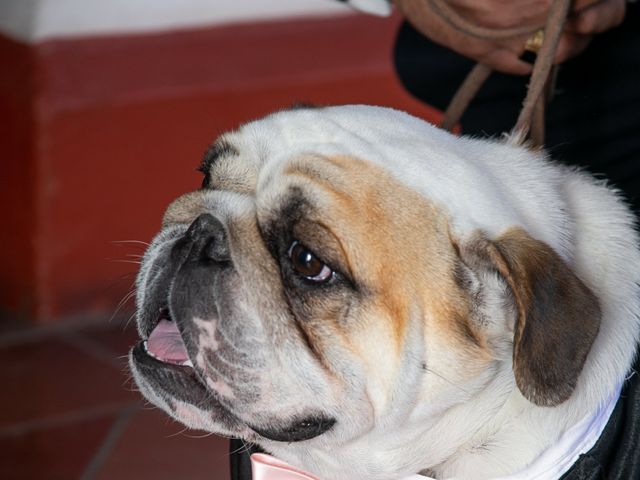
xmin=239 ymin=106 xmax=640 ymax=478
xmin=134 ymin=105 xmax=640 ymax=479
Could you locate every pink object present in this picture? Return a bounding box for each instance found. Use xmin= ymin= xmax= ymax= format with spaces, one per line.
xmin=251 ymin=453 xmax=320 ymax=480
xmin=146 ymin=319 xmax=189 ymax=364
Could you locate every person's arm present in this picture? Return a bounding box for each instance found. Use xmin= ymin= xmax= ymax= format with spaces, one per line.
xmin=336 ymin=0 xmax=393 ymax=16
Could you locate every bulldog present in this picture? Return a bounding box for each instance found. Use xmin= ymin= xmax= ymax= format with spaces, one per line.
xmin=129 ymin=105 xmax=640 ymax=479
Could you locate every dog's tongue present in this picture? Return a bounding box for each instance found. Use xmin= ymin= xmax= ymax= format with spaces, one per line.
xmin=146 ymin=319 xmax=189 ymax=364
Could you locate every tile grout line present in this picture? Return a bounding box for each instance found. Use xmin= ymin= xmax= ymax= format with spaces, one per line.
xmin=0 ymin=401 xmax=136 ymax=438
xmin=0 ymin=312 xmax=134 ymax=350
xmin=80 ymin=403 xmax=139 ymax=480
xmin=58 ymin=330 xmax=131 ymax=371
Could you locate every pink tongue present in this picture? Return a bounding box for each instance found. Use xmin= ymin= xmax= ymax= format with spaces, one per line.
xmin=146 ymin=319 xmax=189 ymax=364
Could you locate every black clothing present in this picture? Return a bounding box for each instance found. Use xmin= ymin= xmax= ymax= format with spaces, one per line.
xmin=560 ymin=364 xmax=640 ymax=479
xmin=394 ymin=3 xmax=640 ymax=212
xmin=230 ymin=440 xmax=260 ymax=480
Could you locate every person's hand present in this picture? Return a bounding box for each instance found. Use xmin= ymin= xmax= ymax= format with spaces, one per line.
xmin=442 ymin=0 xmax=553 ymax=30
xmin=393 ymin=0 xmax=627 ymax=75
xmin=394 ymin=0 xmax=542 ymax=74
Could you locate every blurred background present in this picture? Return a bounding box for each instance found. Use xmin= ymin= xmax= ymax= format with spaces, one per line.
xmin=0 ymin=0 xmax=438 ymax=478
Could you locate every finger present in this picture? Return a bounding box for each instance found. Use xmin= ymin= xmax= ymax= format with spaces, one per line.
xmin=569 ymin=0 xmax=626 ymax=34
xmin=448 ymin=0 xmax=552 ymax=30
xmin=554 ymin=32 xmax=593 ymax=64
xmin=571 ymin=0 xmax=603 ymax=14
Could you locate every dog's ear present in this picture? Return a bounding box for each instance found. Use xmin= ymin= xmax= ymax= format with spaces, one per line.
xmin=459 ymin=228 xmax=601 ymax=406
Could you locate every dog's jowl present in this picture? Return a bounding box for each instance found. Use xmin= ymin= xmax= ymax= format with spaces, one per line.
xmin=129 ymin=105 xmax=640 ymax=480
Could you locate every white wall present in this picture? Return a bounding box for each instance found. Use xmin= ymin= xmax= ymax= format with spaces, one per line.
xmin=0 ymin=0 xmax=357 ymax=42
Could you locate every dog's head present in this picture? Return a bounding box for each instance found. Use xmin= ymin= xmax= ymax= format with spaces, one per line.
xmin=129 ymin=106 xmax=600 ymax=478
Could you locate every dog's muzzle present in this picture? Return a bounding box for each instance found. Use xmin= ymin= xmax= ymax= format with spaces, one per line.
xmin=130 ymin=213 xmax=336 ymax=442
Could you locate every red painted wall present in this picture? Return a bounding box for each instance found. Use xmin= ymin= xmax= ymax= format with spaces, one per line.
xmin=0 ymin=14 xmax=440 ymax=323
xmin=0 ymin=36 xmax=38 ymax=321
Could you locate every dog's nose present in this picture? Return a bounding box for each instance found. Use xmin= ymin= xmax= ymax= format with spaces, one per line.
xmin=183 ymin=213 xmax=230 ymax=263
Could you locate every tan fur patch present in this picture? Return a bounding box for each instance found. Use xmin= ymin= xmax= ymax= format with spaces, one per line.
xmin=283 ymin=155 xmax=491 ymax=364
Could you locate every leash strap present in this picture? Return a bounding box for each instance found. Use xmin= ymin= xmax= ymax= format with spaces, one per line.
xmin=435 ymin=0 xmax=572 ymax=147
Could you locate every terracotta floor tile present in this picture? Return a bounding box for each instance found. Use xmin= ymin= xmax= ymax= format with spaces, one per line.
xmin=0 ymin=414 xmax=115 ymax=479
xmin=96 ymin=408 xmax=231 ymax=480
xmin=78 ymin=317 xmax=140 ymax=364
xmin=0 ymin=317 xmax=29 ymax=337
xmin=0 ymin=337 xmax=136 ymax=428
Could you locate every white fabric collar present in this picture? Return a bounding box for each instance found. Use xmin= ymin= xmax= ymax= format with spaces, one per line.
xmin=404 ymin=384 xmax=621 ymax=480
xmin=250 ymin=385 xmax=620 ymax=480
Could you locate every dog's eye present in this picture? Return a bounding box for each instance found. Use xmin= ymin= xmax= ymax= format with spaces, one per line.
xmin=288 ymin=241 xmax=333 ymax=283
xmin=199 ymin=172 xmax=212 ymax=189
xmin=196 ymin=164 xmax=212 ymax=189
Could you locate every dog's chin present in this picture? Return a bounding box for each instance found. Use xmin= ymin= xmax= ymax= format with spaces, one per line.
xmin=129 ymin=318 xmax=337 ymax=444
xmin=129 ymin=341 xmax=247 ymax=435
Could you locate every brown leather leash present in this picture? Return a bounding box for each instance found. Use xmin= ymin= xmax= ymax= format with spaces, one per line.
xmin=431 ymin=0 xmax=573 ymax=147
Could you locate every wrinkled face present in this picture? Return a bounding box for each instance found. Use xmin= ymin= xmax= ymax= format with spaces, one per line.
xmin=131 ymin=145 xmax=491 ymax=431
xmin=129 ymin=108 xmax=599 ymax=479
